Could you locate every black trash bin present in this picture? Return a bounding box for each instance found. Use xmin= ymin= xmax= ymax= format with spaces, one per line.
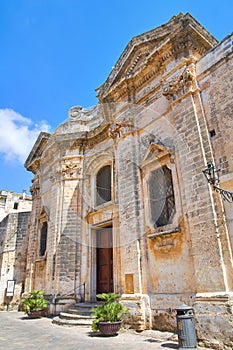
xmin=176 ymin=304 xmax=198 ymax=349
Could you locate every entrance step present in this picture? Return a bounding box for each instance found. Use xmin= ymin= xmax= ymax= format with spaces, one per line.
xmin=52 ymin=302 xmax=98 ymax=327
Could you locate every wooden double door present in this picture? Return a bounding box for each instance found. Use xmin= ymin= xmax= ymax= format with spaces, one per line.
xmin=96 ymin=226 xmax=113 ymax=294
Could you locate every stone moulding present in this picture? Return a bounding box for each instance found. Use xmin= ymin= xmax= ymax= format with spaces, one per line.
xmin=147 ymin=228 xmax=182 ymax=254
xmin=195 ymin=292 xmax=233 ymax=302
xmin=147 ymin=227 xmax=181 ymax=239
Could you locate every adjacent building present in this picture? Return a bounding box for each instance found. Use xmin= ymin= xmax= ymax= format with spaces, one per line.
xmin=24 ymin=13 xmax=233 ymax=348
xmin=0 ymin=190 xmax=32 ymax=310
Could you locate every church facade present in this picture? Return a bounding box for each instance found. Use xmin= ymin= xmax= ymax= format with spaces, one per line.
xmin=24 ymin=13 xmax=233 ymax=348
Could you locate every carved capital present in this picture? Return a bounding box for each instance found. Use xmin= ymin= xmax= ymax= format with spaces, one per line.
xmin=162 ymin=64 xmax=197 ymax=101
xmin=30 ymin=178 xmax=40 ymax=197
xmin=109 ymin=118 xmax=134 ymax=139
xmin=61 ymin=159 xmax=82 ymax=180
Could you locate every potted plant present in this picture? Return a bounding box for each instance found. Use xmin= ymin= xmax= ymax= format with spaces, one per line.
xmin=20 ymin=290 xmax=48 ymax=318
xmin=91 ymin=292 xmax=128 ymax=336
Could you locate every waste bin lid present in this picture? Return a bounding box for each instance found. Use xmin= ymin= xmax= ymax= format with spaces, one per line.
xmin=176 ymin=303 xmax=193 ymax=311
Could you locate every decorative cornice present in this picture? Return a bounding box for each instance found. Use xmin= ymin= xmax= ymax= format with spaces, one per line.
xmin=96 ymin=13 xmax=217 ymax=101
xmin=70 ymin=123 xmax=110 ymax=150
xmin=25 ymin=132 xmax=51 ymax=174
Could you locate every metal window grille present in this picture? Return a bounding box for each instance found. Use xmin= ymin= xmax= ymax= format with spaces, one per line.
xmin=149 ymin=166 xmax=175 ymax=227
xmin=96 ymin=165 xmax=111 ymax=206
xmin=39 ymin=221 xmax=47 ymax=256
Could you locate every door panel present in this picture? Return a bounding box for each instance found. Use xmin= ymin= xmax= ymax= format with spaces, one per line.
xmin=96 ymin=227 xmax=113 ymax=294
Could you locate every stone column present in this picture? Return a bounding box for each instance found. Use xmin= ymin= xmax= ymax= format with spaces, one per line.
xmin=111 ymin=118 xmax=149 ymax=329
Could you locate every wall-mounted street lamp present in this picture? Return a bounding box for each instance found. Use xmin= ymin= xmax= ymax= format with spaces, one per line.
xmin=203 ymin=162 xmax=233 ymax=203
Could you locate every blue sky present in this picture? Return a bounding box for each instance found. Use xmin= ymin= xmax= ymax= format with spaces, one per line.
xmin=0 ymin=0 xmax=232 ymax=194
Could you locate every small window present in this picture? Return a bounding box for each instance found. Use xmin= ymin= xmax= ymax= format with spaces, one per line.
xmin=149 ymin=165 xmax=175 ymax=227
xmin=13 ymin=202 xmax=18 ymax=210
xmin=39 ymin=222 xmax=47 ymax=256
xmin=96 ymin=165 xmax=111 ymax=206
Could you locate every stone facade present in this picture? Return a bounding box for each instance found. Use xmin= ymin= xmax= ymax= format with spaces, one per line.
xmin=24 ymin=14 xmax=233 ymax=349
xmin=0 ymin=190 xmax=32 ymax=310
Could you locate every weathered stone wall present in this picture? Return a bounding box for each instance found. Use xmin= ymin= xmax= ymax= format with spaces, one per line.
xmin=0 ymin=190 xmax=32 ymax=222
xmin=0 ymin=212 xmax=30 ymax=310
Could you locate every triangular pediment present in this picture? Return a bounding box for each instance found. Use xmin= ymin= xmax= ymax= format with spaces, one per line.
xmin=38 ymin=206 xmax=50 ymax=220
xmin=96 ymin=29 xmax=170 ymax=98
xmin=24 ymin=132 xmax=51 ymax=173
xmin=96 ymin=13 xmax=218 ymax=99
xmin=110 ymin=37 xmax=165 ymax=82
xmin=140 ymin=142 xmax=170 ymax=169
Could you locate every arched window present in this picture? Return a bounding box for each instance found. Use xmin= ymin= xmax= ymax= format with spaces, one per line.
xmin=96 ymin=165 xmax=111 ymax=206
xmin=149 ymin=165 xmax=175 ymax=227
xmin=39 ymin=221 xmax=47 ymax=256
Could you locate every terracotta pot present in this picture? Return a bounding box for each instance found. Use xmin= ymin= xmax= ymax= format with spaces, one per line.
xmin=28 ymin=310 xmax=42 ymax=318
xmin=98 ymin=321 xmax=122 ymax=336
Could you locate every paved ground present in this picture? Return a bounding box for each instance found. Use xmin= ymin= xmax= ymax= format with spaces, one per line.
xmin=0 ymin=311 xmax=212 ymax=350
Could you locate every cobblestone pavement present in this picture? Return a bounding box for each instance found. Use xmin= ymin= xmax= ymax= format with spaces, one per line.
xmin=0 ymin=312 xmax=212 ymax=350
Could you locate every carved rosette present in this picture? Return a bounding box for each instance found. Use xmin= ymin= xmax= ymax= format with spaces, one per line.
xmin=61 ymin=159 xmax=82 ymax=180
xmin=109 ymin=118 xmax=134 ymax=138
xmin=162 ymin=64 xmax=198 ymax=101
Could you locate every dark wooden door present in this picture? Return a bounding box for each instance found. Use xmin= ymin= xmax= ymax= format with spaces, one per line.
xmin=96 ymin=227 xmax=113 ymax=294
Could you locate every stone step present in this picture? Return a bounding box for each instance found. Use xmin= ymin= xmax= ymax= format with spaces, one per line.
xmin=52 ymin=316 xmax=93 ymax=326
xmin=52 ymin=302 xmax=98 ymax=327
xmin=59 ymin=312 xmax=94 ymax=320
xmin=67 ymin=307 xmax=93 ymax=315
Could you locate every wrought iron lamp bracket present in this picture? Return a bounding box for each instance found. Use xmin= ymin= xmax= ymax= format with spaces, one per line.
xmin=203 ymin=162 xmax=233 ymax=203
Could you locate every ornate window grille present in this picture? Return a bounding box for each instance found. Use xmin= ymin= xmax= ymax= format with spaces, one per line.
xmin=96 ymin=165 xmax=111 ymax=206
xmin=149 ymin=165 xmax=175 ymax=227
xmin=39 ymin=221 xmax=47 ymax=256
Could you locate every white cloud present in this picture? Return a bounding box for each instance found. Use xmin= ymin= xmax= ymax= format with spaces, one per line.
xmin=0 ymin=108 xmax=51 ymax=164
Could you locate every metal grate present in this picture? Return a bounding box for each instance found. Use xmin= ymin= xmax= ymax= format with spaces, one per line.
xmin=149 ymin=165 xmax=175 ymax=227
xmin=96 ymin=165 xmax=111 ymax=205
xmin=39 ymin=221 xmax=47 ymax=256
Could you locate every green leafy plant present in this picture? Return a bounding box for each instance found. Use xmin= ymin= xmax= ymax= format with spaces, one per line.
xmin=91 ymin=293 xmax=128 ymax=332
xmin=20 ymin=290 xmax=48 ymax=315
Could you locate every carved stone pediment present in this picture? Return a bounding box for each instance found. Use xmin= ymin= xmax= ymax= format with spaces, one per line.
xmin=38 ymin=206 xmax=50 ymax=220
xmin=96 ymin=13 xmax=217 ymax=100
xmin=25 ymin=132 xmax=51 ymax=174
xmin=140 ymin=142 xmax=170 ymax=169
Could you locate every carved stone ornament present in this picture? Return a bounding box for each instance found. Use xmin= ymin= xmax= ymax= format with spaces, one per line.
xmin=61 ymin=159 xmax=82 ymax=179
xmin=30 ymin=181 xmax=40 ymax=197
xmin=109 ymin=119 xmax=134 ymax=138
xmin=162 ymin=64 xmax=197 ymax=101
xmin=68 ymin=106 xmax=84 ymax=120
xmin=152 ymin=233 xmax=179 ymax=253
